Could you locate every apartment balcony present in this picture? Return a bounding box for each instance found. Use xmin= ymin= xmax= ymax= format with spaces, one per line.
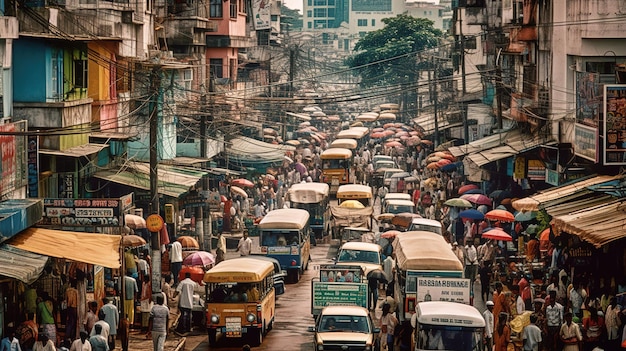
xmin=164 ymin=3 xmax=216 ymax=46
xmin=206 ymin=35 xmax=252 ymax=48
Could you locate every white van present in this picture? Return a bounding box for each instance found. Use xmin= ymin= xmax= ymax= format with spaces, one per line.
xmin=408 ymin=218 xmax=443 ymax=235
xmin=384 ymin=199 xmax=416 ymax=214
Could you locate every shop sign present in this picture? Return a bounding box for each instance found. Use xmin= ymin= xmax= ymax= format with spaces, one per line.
xmin=527 ymin=160 xmax=546 ymax=181
xmin=574 ymin=124 xmax=598 ymax=162
xmin=183 ymin=193 xmax=206 ymax=209
xmin=416 ymin=277 xmax=470 ymax=304
xmin=513 ymin=157 xmax=525 ymax=179
xmin=545 ymin=169 xmax=560 ymax=186
xmin=146 ymin=214 xmax=164 ymax=232
xmin=41 ymin=198 xmax=122 ymax=227
xmin=603 ymin=84 xmax=626 ymax=165
xmin=27 ymin=135 xmax=39 ymax=198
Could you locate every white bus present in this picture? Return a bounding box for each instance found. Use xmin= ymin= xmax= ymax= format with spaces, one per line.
xmin=412 ymin=301 xmax=485 ymax=351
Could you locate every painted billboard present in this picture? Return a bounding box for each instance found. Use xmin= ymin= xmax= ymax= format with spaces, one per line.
xmin=252 ymin=0 xmax=271 ymax=30
xmin=603 ymin=85 xmax=626 ymax=165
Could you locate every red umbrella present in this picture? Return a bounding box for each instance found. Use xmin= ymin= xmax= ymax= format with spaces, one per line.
xmin=385 ymin=141 xmax=403 ymax=148
xmin=485 ymin=209 xmax=515 ymax=222
xmin=383 ymin=123 xmax=395 ymax=129
xmin=540 ymin=228 xmax=550 ymax=242
xmin=481 ymin=228 xmax=513 ymax=241
xmin=436 ymin=159 xmax=452 ymax=167
xmin=426 ymin=162 xmax=439 ymax=170
xmin=458 ymin=184 xmax=479 ymax=195
xmin=373 ymin=127 xmax=384 ymax=132
xmin=371 ymin=132 xmax=385 ymax=139
xmin=231 ymin=178 xmax=254 ymax=188
xmin=460 ymin=194 xmax=492 ymax=206
xmin=183 ymin=251 xmax=215 ymax=267
xmin=179 ymin=265 xmax=205 ymax=284
xmin=381 ymin=230 xmax=402 ymax=239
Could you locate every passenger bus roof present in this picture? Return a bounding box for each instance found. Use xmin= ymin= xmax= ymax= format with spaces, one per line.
xmin=330 ymin=139 xmax=358 ymax=150
xmin=393 ymin=231 xmax=463 ymax=271
xmin=321 ymin=148 xmax=353 ymax=159
xmin=288 ymin=182 xmax=330 ymax=204
xmin=258 ymin=208 xmax=310 ymax=229
xmin=337 ymin=184 xmax=373 ymax=199
xmin=416 ymin=301 xmax=485 ymax=327
xmin=203 ymin=257 xmax=275 ymax=283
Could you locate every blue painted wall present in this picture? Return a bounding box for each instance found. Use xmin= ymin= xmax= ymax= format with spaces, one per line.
xmin=13 ymin=39 xmax=49 ymax=102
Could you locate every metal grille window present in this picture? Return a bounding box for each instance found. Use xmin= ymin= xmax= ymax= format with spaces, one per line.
xmin=230 ymin=0 xmax=237 ymax=18
xmin=210 ymin=58 xmax=223 ymax=78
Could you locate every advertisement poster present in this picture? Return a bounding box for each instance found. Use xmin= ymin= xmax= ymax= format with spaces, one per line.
xmin=576 ymin=72 xmax=601 ymax=126
xmin=251 ymin=0 xmax=270 ymax=30
xmin=574 ymin=124 xmax=598 ymax=162
xmin=416 ymin=277 xmax=470 ymax=304
xmin=603 ymin=85 xmax=626 ymax=165
xmin=0 ymin=123 xmax=16 ymax=196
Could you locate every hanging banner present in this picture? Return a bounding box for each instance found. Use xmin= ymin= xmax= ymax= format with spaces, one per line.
xmin=604 ymin=84 xmax=626 ymax=165
xmin=251 ymin=0 xmax=271 ymax=30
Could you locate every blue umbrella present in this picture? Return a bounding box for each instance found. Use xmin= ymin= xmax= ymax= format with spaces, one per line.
xmin=514 ymin=211 xmax=537 ymax=222
xmin=464 ymin=188 xmax=484 ymax=195
xmin=459 ymin=209 xmax=485 ymax=220
xmin=440 ymin=162 xmax=461 ymax=172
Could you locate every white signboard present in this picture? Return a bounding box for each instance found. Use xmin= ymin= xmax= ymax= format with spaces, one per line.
xmin=416 ymin=277 xmax=470 ymax=304
xmin=252 ymin=0 xmax=271 ymax=30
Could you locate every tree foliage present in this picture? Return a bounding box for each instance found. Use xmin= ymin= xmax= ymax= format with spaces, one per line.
xmin=281 ymin=5 xmax=303 ymax=31
xmin=346 ymin=14 xmax=443 ymax=87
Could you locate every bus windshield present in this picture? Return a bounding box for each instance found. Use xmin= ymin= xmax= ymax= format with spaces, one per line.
xmin=323 ymin=159 xmax=350 ymax=169
xmin=261 ymin=230 xmax=300 ymax=246
xmin=417 ymin=326 xmax=483 ymax=351
xmin=319 ymin=315 xmax=371 ymax=333
xmin=337 ymin=249 xmax=381 ymax=265
xmin=292 ymin=202 xmax=324 ymax=221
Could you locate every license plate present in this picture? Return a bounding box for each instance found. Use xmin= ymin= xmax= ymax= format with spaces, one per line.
xmin=225 ymin=317 xmax=242 ymax=337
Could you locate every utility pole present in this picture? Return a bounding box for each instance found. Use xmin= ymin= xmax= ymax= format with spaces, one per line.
xmin=267 ymin=56 xmax=272 ymax=98
xmin=205 ymin=73 xmax=215 ymax=252
xmin=289 ymin=47 xmax=296 ymax=98
xmin=197 ymin=84 xmax=207 ymax=251
xmin=149 ymin=65 xmax=162 ymax=294
xmin=458 ymin=7 xmax=466 ymax=95
xmin=496 ymin=48 xmax=503 ymax=130
xmin=432 ymin=57 xmax=439 ymax=148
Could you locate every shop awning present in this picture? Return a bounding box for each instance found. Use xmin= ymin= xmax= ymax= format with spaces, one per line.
xmin=551 ymin=199 xmax=626 ymax=248
xmin=227 ymin=136 xmax=295 ymax=164
xmin=39 ymin=143 xmax=108 ymax=158
xmin=93 ymin=163 xmax=207 ymax=198
xmin=9 ymin=228 xmax=121 ymax=268
xmin=286 ymin=112 xmax=312 ymax=121
xmin=512 ymin=175 xmax=622 ymax=212
xmin=448 ymin=129 xmax=514 ymax=157
xmin=464 ymin=132 xmax=551 ymax=167
xmin=90 ymin=131 xmax=137 ymax=140
xmin=0 ymin=244 xmax=48 ymax=284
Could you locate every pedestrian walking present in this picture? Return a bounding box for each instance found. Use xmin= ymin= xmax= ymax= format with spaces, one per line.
xmin=494 ymin=312 xmax=511 ymax=351
xmin=175 ymin=272 xmax=198 ymax=334
xmin=464 ymin=240 xmax=478 ymax=290
xmin=147 ymin=295 xmax=169 ymax=351
xmin=69 ymin=332 xmax=91 ymax=351
xmin=122 ymin=273 xmax=137 ymax=331
xmin=237 ymin=231 xmax=253 ymax=256
xmin=1 ymin=327 xmax=21 ymax=351
xmin=560 ymin=311 xmax=582 ymax=351
xmin=99 ymin=297 xmax=118 ymax=351
xmin=545 ymin=290 xmax=564 ymax=351
xmin=216 ymin=232 xmax=226 ymax=264
xmin=380 ymin=303 xmax=398 ymax=351
xmin=169 ymin=241 xmax=183 ymax=285
xmin=32 ymin=335 xmax=55 ymax=351
xmin=88 ymin=325 xmax=108 ymax=351
xmin=483 ymin=301 xmax=494 ymax=351
xmin=523 ymin=314 xmax=543 ymax=351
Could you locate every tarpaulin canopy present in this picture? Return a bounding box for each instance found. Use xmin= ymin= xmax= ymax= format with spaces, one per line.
xmin=0 ymin=244 xmax=48 ymax=284
xmin=393 ymin=231 xmax=463 ymax=271
xmin=330 ymin=206 xmax=373 ymax=230
xmin=10 ymin=228 xmax=121 ymax=268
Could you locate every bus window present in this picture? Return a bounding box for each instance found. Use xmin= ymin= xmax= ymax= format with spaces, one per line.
xmin=262 ymin=230 xmax=300 ymax=246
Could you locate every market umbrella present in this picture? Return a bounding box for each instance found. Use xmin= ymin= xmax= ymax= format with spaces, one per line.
xmin=463 ymin=189 xmax=484 ymax=195
xmin=385 ymin=141 xmax=403 ymax=148
xmin=373 ymin=127 xmax=384 ymax=132
xmin=380 ymin=230 xmax=402 ymax=239
xmin=371 ymin=132 xmax=385 ymax=139
xmin=459 ymin=209 xmax=485 ymax=220
xmin=460 ymin=194 xmax=492 ymax=206
xmin=366 ymin=269 xmax=388 ymax=284
xmin=481 ymin=228 xmax=513 ymax=241
xmin=294 ymin=162 xmax=307 ymax=176
xmin=436 ymin=159 xmax=452 ymax=167
xmin=458 ymin=184 xmax=479 ymax=195
xmin=230 ymin=185 xmax=248 ymax=198
xmin=183 ymin=251 xmax=215 ymax=267
xmin=444 ymin=198 xmax=473 ymax=208
xmin=177 ymin=236 xmax=200 ymax=250
xmin=539 ymin=228 xmax=551 ymax=242
xmin=125 ymin=214 xmax=146 ymax=230
xmin=485 ymin=209 xmax=515 ymax=222
xmin=514 ymin=211 xmax=537 ymax=222
xmin=121 ymin=234 xmax=146 ymax=247
xmin=440 ymin=162 xmax=460 ymax=172
xmin=426 ymin=162 xmax=440 ymax=170
xmin=179 ymin=265 xmax=205 ymax=284
xmin=285 ymin=140 xmax=300 ymax=146
xmin=339 ymin=200 xmax=365 ymax=209
xmin=231 ymin=178 xmax=254 ymax=188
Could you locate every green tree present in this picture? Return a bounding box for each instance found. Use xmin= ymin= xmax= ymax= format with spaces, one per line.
xmin=281 ymin=5 xmax=303 ymax=31
xmin=346 ymin=14 xmax=442 ymax=87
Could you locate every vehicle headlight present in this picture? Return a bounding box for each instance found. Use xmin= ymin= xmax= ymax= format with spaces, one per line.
xmin=210 ymin=314 xmax=220 ymax=324
xmin=317 ymin=343 xmax=324 ymax=351
xmin=247 ymin=313 xmax=256 ymax=323
xmin=365 ymin=345 xmax=371 ymax=351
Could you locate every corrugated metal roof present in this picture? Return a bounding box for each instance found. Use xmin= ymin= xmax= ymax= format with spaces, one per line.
xmin=0 ymin=244 xmax=48 ymax=284
xmin=551 ymin=199 xmax=626 ymax=248
xmin=448 ymin=130 xmax=514 ymax=157
xmin=465 ymin=132 xmax=552 ymax=167
xmin=512 ymin=175 xmax=622 ymax=212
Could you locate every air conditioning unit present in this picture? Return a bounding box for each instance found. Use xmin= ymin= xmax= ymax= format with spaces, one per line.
xmin=121 ymin=10 xmax=143 ymax=24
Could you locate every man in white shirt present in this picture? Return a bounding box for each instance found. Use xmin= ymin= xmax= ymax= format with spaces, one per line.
xmin=175 ymin=272 xmax=198 ymax=334
xmin=523 ymin=314 xmax=543 ymax=351
xmin=237 ymin=231 xmax=253 ymax=256
xmin=483 ymin=301 xmax=494 ymax=351
xmin=464 ymin=240 xmax=478 ymax=289
xmin=169 ymin=241 xmax=183 ymax=285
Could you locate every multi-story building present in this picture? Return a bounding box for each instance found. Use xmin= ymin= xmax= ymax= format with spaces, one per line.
xmin=404 ymin=1 xmax=452 ymax=32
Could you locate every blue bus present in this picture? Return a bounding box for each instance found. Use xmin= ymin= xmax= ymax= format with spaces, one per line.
xmin=288 ymin=182 xmax=331 ymax=244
